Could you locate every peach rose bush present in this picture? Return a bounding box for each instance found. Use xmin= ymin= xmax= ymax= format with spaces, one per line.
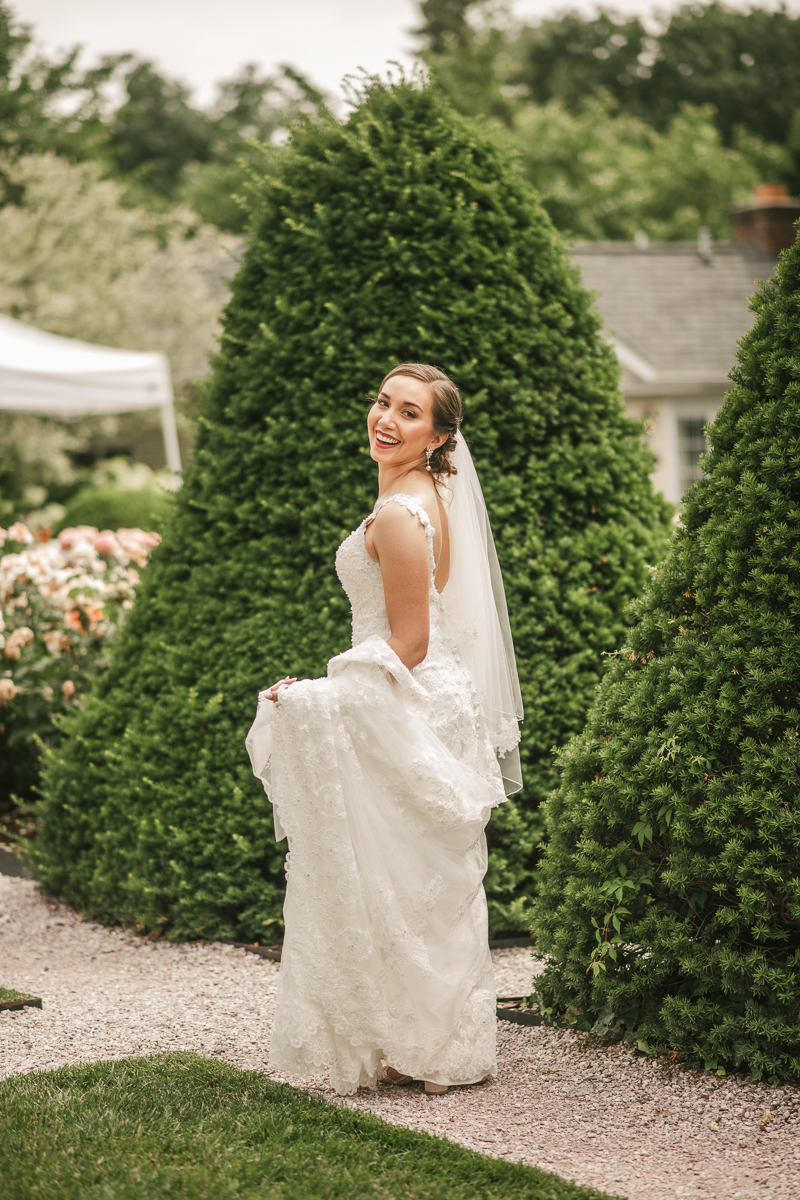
xmin=0 ymin=522 xmax=159 ymax=807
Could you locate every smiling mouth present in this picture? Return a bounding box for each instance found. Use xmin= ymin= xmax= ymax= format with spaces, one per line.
xmin=374 ymin=431 xmax=401 ymax=447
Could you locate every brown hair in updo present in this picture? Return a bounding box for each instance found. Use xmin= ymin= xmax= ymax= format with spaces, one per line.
xmin=379 ymin=362 xmax=462 ymax=478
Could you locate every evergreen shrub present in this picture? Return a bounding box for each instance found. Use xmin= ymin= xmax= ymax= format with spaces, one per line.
xmin=530 ymin=229 xmax=800 ymax=1081
xmin=33 ymin=78 xmax=669 ymax=940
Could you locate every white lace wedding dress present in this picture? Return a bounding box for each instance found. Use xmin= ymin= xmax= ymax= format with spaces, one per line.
xmin=247 ymin=493 xmax=508 ymax=1095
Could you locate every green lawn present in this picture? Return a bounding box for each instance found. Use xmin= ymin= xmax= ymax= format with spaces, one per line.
xmin=0 ymin=1053 xmax=617 ymax=1200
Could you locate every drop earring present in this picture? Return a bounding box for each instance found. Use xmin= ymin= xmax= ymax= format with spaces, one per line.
xmin=425 ymin=446 xmax=433 ymax=471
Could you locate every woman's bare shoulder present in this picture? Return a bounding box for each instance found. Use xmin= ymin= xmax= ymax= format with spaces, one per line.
xmin=371 ymin=495 xmax=429 ymax=532
xmin=381 ymin=478 xmax=439 ymax=514
xmin=369 ymin=484 xmax=437 ymax=543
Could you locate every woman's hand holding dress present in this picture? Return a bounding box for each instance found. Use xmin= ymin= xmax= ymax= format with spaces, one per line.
xmin=257 ymin=676 xmax=297 ymax=709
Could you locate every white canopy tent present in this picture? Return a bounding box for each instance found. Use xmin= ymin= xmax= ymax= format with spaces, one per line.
xmin=0 ymin=313 xmax=181 ymax=487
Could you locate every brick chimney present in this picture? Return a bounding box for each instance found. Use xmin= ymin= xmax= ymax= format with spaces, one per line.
xmin=732 ymin=184 xmax=800 ymax=257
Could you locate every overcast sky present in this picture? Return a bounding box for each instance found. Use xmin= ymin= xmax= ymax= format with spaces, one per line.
xmin=13 ymin=0 xmax=779 ymax=108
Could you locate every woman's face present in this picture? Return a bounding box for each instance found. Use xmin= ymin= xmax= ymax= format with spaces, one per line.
xmin=367 ymin=375 xmax=445 ymax=471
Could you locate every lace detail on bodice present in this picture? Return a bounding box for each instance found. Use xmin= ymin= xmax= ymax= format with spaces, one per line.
xmin=336 ymin=493 xmax=446 ymax=649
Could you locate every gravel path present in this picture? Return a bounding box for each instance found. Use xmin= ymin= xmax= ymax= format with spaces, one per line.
xmin=2 ymin=875 xmax=799 ymax=1200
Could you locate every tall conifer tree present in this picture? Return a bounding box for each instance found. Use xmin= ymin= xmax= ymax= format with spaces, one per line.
xmin=33 ymin=78 xmax=668 ymax=938
xmin=532 ymin=229 xmax=800 ymax=1081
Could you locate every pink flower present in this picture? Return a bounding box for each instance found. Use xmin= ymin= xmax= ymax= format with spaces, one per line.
xmin=0 ymin=523 xmax=156 ymax=679
xmin=43 ymin=630 xmax=64 ymax=656
xmin=116 ymin=528 xmax=160 ymax=566
xmin=7 ymin=523 xmax=33 ymax=546
xmin=86 ymin=605 xmax=105 ymax=628
xmin=0 ymin=678 xmax=17 ymax=706
xmin=58 ymin=526 xmax=98 ymax=553
xmin=3 ymin=626 xmax=34 ymax=659
xmin=95 ymin=531 xmax=121 ymax=558
xmin=62 ymin=679 xmax=76 ymax=700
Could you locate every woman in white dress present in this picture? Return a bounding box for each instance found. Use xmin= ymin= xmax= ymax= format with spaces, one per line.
xmin=247 ymin=363 xmax=523 ymax=1096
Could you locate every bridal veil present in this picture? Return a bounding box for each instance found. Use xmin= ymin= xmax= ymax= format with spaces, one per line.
xmin=442 ymin=432 xmax=524 ymax=793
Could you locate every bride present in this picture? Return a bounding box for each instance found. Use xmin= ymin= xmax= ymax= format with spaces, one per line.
xmin=247 ymin=362 xmax=523 ymax=1096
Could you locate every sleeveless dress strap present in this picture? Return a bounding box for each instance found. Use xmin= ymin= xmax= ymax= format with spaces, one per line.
xmin=364 ymin=493 xmax=435 ymax=535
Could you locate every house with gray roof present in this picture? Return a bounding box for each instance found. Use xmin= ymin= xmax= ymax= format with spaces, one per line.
xmin=569 ymin=185 xmax=800 ymax=506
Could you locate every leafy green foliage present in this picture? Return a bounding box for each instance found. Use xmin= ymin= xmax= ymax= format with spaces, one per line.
xmin=634 ymin=2 xmax=800 ymax=150
xmin=511 ymin=8 xmax=651 ymax=116
xmin=110 ymin=61 xmax=323 ymax=226
xmin=0 ymin=2 xmax=120 ymax=163
xmin=176 ymin=64 xmax=325 ymax=233
xmin=414 ymin=0 xmax=484 ymax=55
xmin=530 ymin=227 xmax=800 ymax=1082
xmin=510 ymin=98 xmax=788 ymax=243
xmin=34 ymin=78 xmax=669 ymax=939
xmin=0 ymin=3 xmax=324 ymax=231
xmin=414 ymin=0 xmax=517 ymax=125
xmin=416 ymin=1 xmax=800 ymax=205
xmin=58 ymin=486 xmax=172 ymax=534
xmin=492 ymin=1 xmax=800 ymax=155
xmin=107 ymin=61 xmax=218 ymax=198
xmin=0 ymin=1053 xmax=614 ymax=1200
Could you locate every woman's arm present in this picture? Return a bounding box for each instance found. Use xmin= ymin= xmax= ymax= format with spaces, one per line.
xmin=369 ymin=503 xmax=430 ymax=670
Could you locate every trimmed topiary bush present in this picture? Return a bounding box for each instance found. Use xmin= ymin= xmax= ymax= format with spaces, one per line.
xmin=32 ymin=77 xmax=669 ymax=940
xmin=530 ymin=228 xmax=800 ymax=1081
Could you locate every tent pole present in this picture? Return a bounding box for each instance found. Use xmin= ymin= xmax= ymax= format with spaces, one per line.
xmin=160 ymin=388 xmax=182 ymax=489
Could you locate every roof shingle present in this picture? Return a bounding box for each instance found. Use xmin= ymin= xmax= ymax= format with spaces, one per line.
xmin=569 ymin=243 xmax=775 ymax=385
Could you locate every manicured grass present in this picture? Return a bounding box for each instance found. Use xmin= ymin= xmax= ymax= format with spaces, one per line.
xmin=0 ymin=1053 xmax=616 ymax=1200
xmin=0 ymin=986 xmax=37 ymax=1004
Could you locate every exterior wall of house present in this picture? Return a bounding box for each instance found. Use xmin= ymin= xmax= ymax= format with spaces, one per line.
xmin=569 ymin=238 xmax=780 ymax=513
xmin=623 ymin=386 xmax=725 ymax=508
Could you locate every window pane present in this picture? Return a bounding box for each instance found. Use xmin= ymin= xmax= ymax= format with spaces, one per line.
xmin=678 ymin=418 xmax=707 ymax=495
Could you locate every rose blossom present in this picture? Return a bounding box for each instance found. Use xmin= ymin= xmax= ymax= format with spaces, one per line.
xmin=65 ymin=610 xmax=85 ymax=632
xmin=43 ymin=629 xmax=64 ymax=656
xmin=3 ymin=626 xmax=34 ymax=659
xmin=94 ymin=531 xmax=122 ymax=558
xmin=7 ymin=523 xmax=34 ymax=545
xmin=1 ymin=523 xmax=158 ymax=720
